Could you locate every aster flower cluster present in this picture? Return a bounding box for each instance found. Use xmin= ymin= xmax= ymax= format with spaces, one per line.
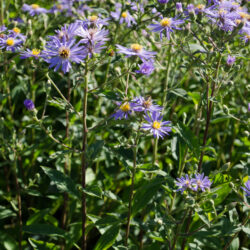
xmin=176 ymin=173 xmax=212 ymax=193
xmin=112 ymin=97 xmax=171 ymax=139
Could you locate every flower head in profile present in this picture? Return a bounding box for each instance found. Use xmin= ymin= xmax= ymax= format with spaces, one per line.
xmin=43 ymin=36 xmax=86 ymax=73
xmin=22 ymin=3 xmax=48 ymax=16
xmin=142 ymin=111 xmax=171 ymax=139
xmin=226 ymin=55 xmax=236 ymax=66
xmin=55 ymin=23 xmax=80 ymax=41
xmin=111 ymin=4 xmax=136 ymax=27
xmin=8 ymin=27 xmax=26 ymax=41
xmin=148 ymin=17 xmax=184 ymax=40
xmin=112 ymin=101 xmax=136 ymax=120
xmin=116 ymin=44 xmax=156 ymax=60
xmin=20 ymin=48 xmax=42 ymax=59
xmin=133 ymin=96 xmax=162 ymax=114
xmin=79 ymin=15 xmax=109 ymax=29
xmin=0 ymin=35 xmax=23 ymax=52
xmin=191 ymin=173 xmax=212 ymax=192
xmin=176 ymin=174 xmax=192 ymax=193
xmin=241 ymin=179 xmax=250 ymax=197
xmin=135 ymin=60 xmax=155 ymax=76
xmin=24 ymin=99 xmax=35 ymax=110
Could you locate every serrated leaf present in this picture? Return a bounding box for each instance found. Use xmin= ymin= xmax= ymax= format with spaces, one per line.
xmin=41 ymin=166 xmax=80 ymax=198
xmin=94 ymin=225 xmax=120 ymax=250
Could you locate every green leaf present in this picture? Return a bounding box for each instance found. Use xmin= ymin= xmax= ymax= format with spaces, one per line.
xmin=41 ymin=166 xmax=80 ymax=198
xmin=195 ymin=208 xmax=210 ymax=228
xmin=26 ymin=209 xmax=50 ymax=225
xmin=28 ymin=238 xmax=59 ymax=249
xmin=87 ymin=140 xmax=104 ymax=163
xmin=23 ymin=224 xmax=66 ymax=238
xmin=0 ymin=231 xmax=17 ymax=250
xmin=132 ymin=178 xmax=163 ymax=216
xmin=0 ymin=206 xmax=16 ymax=220
xmin=229 ymin=237 xmax=239 ymax=250
xmin=170 ymin=88 xmax=188 ymax=99
xmin=82 ymin=185 xmax=103 ymax=198
xmin=94 ymin=225 xmax=120 ymax=250
xmin=174 ymin=123 xmax=200 ymax=157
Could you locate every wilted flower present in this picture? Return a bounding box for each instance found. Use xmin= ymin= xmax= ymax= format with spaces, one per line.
xmin=241 ymin=179 xmax=250 ymax=197
xmin=135 ymin=60 xmax=155 ymax=76
xmin=22 ymin=4 xmax=48 ymax=16
xmin=142 ymin=111 xmax=171 ymax=139
xmin=112 ymin=101 xmax=136 ymax=120
xmin=226 ymin=55 xmax=236 ymax=66
xmin=148 ymin=17 xmax=184 ymax=40
xmin=43 ymin=36 xmax=86 ymax=73
xmin=176 ymin=174 xmax=192 ymax=193
xmin=24 ymin=99 xmax=35 ymax=110
xmin=116 ymin=44 xmax=156 ymax=60
xmin=191 ymin=173 xmax=212 ymax=192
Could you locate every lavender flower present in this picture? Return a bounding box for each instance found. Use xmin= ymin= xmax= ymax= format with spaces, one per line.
xmin=111 ymin=5 xmax=136 ymax=27
xmin=142 ymin=111 xmax=171 ymax=139
xmin=0 ymin=35 xmax=23 ymax=52
xmin=176 ymin=174 xmax=192 ymax=193
xmin=191 ymin=173 xmax=212 ymax=192
xmin=135 ymin=60 xmax=155 ymax=76
xmin=116 ymin=44 xmax=156 ymax=60
xmin=112 ymin=101 xmax=136 ymax=120
xmin=79 ymin=15 xmax=109 ymax=29
xmin=8 ymin=27 xmax=26 ymax=41
xmin=133 ymin=96 xmax=162 ymax=113
xmin=187 ymin=4 xmax=195 ymax=14
xmin=76 ymin=27 xmax=109 ymax=56
xmin=148 ymin=17 xmax=184 ymax=40
xmin=55 ymin=23 xmax=80 ymax=41
xmin=43 ymin=36 xmax=86 ymax=73
xmin=195 ymin=4 xmax=206 ymax=14
xmin=241 ymin=179 xmax=250 ymax=197
xmin=22 ymin=4 xmax=47 ymax=16
xmin=176 ymin=3 xmax=183 ymax=12
xmin=24 ymin=99 xmax=35 ymax=110
xmin=20 ymin=48 xmax=42 ymax=59
xmin=158 ymin=0 xmax=169 ymax=3
xmin=226 ymin=55 xmax=236 ymax=66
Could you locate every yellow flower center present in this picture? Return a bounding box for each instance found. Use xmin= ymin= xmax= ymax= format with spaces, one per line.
xmin=143 ymin=99 xmax=152 ymax=108
xmin=31 ymin=4 xmax=40 ymax=9
xmin=32 ymin=49 xmax=40 ymax=56
xmin=57 ymin=4 xmax=63 ymax=10
xmin=239 ymin=12 xmax=248 ymax=19
xmin=197 ymin=180 xmax=201 ymax=186
xmin=152 ymin=121 xmax=161 ymax=129
xmin=59 ymin=47 xmax=70 ymax=58
xmin=121 ymin=12 xmax=127 ymax=18
xmin=89 ymin=15 xmax=98 ymax=22
xmin=6 ymin=38 xmax=14 ymax=46
xmin=235 ymin=19 xmax=241 ymax=25
xmin=131 ymin=43 xmax=143 ymax=52
xmin=196 ymin=4 xmax=205 ymax=10
xmin=247 ymin=35 xmax=250 ymax=39
xmin=120 ymin=102 xmax=130 ymax=112
xmin=232 ymin=2 xmax=238 ymax=5
xmin=13 ymin=27 xmax=20 ymax=34
xmin=218 ymin=9 xmax=227 ymax=15
xmin=185 ymin=180 xmax=190 ymax=185
xmin=160 ymin=18 xmax=171 ymax=27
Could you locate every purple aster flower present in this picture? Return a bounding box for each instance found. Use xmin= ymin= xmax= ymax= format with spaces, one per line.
xmin=116 ymin=44 xmax=156 ymax=60
xmin=55 ymin=22 xmax=80 ymax=41
xmin=76 ymin=27 xmax=109 ymax=56
xmin=176 ymin=174 xmax=192 ymax=193
xmin=111 ymin=5 xmax=136 ymax=27
xmin=191 ymin=173 xmax=212 ymax=192
xmin=133 ymin=96 xmax=162 ymax=113
xmin=176 ymin=3 xmax=183 ymax=12
xmin=112 ymin=101 xmax=136 ymax=120
xmin=226 ymin=55 xmax=236 ymax=66
xmin=79 ymin=15 xmax=109 ymax=29
xmin=0 ymin=25 xmax=6 ymax=33
xmin=8 ymin=27 xmax=26 ymax=41
xmin=0 ymin=35 xmax=23 ymax=52
xmin=241 ymin=179 xmax=250 ymax=197
xmin=248 ymin=103 xmax=250 ymax=112
xmin=135 ymin=60 xmax=155 ymax=76
xmin=24 ymin=99 xmax=35 ymax=110
xmin=142 ymin=111 xmax=171 ymax=139
xmin=148 ymin=17 xmax=184 ymax=40
xmin=158 ymin=0 xmax=169 ymax=3
xmin=43 ymin=36 xmax=86 ymax=73
xmin=20 ymin=48 xmax=42 ymax=59
xmin=195 ymin=4 xmax=206 ymax=14
xmin=187 ymin=4 xmax=195 ymax=14
xmin=22 ymin=4 xmax=48 ymax=16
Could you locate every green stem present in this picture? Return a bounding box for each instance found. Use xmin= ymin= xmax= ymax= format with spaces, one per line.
xmin=81 ymin=60 xmax=89 ymax=250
